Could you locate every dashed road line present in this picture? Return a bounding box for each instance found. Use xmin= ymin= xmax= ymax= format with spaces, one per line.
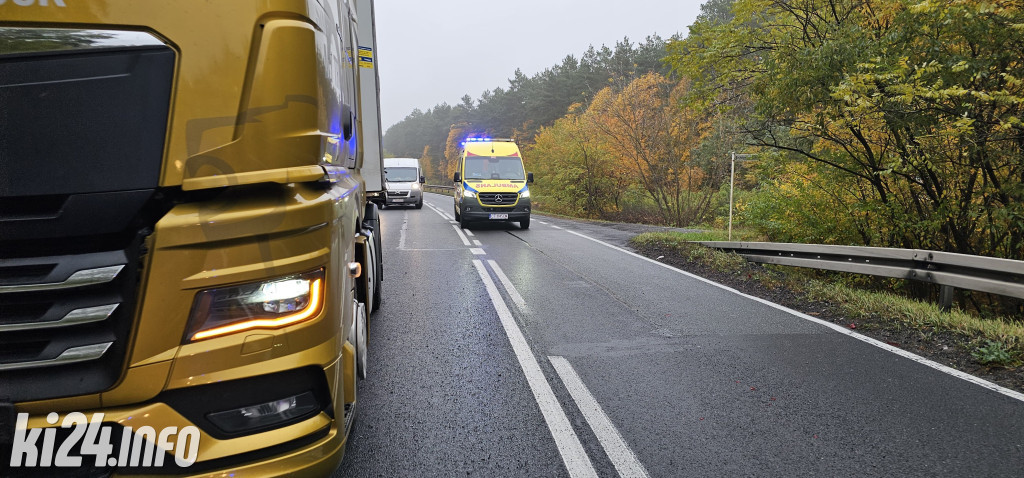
xmin=487 ymin=260 xmax=528 ymax=313
xmin=398 ymin=210 xmax=408 ymax=250
xmin=471 ymin=260 xmax=597 ymax=478
xmin=451 ymin=225 xmax=472 ymax=246
xmin=550 ymin=356 xmax=650 ymax=478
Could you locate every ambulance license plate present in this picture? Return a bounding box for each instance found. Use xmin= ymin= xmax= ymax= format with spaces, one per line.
xmin=489 ymin=213 xmax=509 ymax=220
xmin=393 ymin=199 xmax=404 ymax=202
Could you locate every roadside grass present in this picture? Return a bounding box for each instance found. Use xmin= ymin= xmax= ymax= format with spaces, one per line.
xmin=630 ymin=231 xmax=1024 ymax=368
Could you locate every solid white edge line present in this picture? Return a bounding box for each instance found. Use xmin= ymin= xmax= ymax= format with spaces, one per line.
xmin=549 ymin=356 xmax=651 ymax=478
xmin=563 ymin=229 xmax=1024 ymax=404
xmin=538 ymin=221 xmax=549 ymax=225
xmin=487 ymin=260 xmax=529 ymax=313
xmin=472 ymin=260 xmax=598 ymax=478
xmin=451 ymin=225 xmax=472 ymax=246
xmin=551 ymin=225 xmax=563 ymax=230
xmin=465 ymin=230 xmax=475 ymax=237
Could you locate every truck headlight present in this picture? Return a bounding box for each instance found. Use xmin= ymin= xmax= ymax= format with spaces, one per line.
xmin=185 ymin=269 xmax=325 ymax=342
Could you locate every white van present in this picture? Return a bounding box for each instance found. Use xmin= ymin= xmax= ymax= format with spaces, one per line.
xmin=383 ymin=157 xmax=425 ymax=208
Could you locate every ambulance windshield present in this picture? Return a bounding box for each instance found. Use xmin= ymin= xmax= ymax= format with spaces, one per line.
xmin=463 ymin=156 xmax=525 ymax=180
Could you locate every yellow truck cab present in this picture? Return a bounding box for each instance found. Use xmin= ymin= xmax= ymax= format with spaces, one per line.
xmin=453 ymin=138 xmax=534 ymax=229
xmin=0 ymin=0 xmax=384 ymax=475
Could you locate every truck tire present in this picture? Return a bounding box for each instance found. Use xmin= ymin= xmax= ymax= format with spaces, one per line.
xmin=416 ymin=198 xmax=423 ymax=209
xmin=363 ymin=202 xmax=383 ymax=312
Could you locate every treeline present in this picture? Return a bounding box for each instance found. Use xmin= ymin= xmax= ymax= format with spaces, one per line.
xmin=382 ymin=36 xmax=675 ymax=182
xmin=671 ymin=0 xmax=1024 ymax=260
xmin=385 ymin=0 xmax=1024 ymax=261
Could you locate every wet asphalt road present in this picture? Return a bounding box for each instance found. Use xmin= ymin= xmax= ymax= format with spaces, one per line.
xmin=334 ymin=192 xmax=1024 ymax=477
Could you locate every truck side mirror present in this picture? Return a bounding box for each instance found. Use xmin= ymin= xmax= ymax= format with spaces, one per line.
xmin=454 ymin=172 xmax=461 ymax=183
xmin=527 ymin=172 xmax=534 ymax=183
xmin=420 ymin=175 xmax=426 ymax=184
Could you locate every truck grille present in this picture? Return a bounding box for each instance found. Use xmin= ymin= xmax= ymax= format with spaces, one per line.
xmin=477 ymin=193 xmax=518 ymax=206
xmin=0 ymin=238 xmax=145 ymax=402
xmin=0 ymin=28 xmax=174 ymax=402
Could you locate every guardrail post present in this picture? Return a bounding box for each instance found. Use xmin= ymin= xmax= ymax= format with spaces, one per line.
xmin=939 ymin=285 xmax=955 ymax=311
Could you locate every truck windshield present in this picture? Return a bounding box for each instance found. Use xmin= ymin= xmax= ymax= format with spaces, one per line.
xmin=384 ymin=167 xmax=418 ymax=182
xmin=463 ymin=156 xmax=525 ymax=180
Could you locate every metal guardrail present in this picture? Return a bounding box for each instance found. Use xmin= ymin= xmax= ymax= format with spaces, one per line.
xmin=698 ymin=241 xmax=1024 ymax=307
xmin=423 ymin=184 xmax=455 ymax=196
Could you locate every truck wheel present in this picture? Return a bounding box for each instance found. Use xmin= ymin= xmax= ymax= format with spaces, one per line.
xmin=520 ymin=216 xmax=530 ymax=229
xmin=416 ymin=198 xmax=423 ymax=209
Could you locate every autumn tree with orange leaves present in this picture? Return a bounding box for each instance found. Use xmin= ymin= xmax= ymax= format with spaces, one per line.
xmin=587 ymin=73 xmax=715 ymax=226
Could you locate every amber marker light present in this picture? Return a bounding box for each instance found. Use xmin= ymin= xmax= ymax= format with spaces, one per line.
xmin=185 ymin=269 xmax=325 ymax=342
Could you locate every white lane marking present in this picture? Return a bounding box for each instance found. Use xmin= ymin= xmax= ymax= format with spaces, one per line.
xmin=402 ymin=248 xmax=463 ymax=251
xmin=551 ymin=225 xmax=563 ymax=230
xmin=465 ymin=230 xmax=475 ymax=237
xmin=564 ymin=230 xmax=1024 ymax=404
xmin=471 ymin=260 xmax=597 ymax=478
xmin=538 ymin=220 xmax=549 ymax=225
xmin=424 ymin=201 xmax=456 ymax=221
xmin=549 ymin=356 xmax=650 ymax=478
xmin=451 ymin=225 xmax=471 ymax=246
xmin=398 ymin=211 xmax=409 ymax=250
xmin=487 ymin=260 xmax=529 ymax=313
xmin=473 ymin=240 xmax=482 ymax=246
xmin=425 ymin=202 xmax=449 ymax=220
xmin=471 ymin=248 xmax=486 ymax=255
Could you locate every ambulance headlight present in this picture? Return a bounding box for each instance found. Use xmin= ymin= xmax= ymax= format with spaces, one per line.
xmin=464 ymin=190 xmax=476 ymax=198
xmin=185 ymin=269 xmax=325 ymax=342
xmin=520 ymin=189 xmax=530 ymax=198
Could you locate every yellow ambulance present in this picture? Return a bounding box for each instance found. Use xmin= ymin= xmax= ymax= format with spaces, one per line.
xmin=453 ymin=138 xmax=534 ymax=229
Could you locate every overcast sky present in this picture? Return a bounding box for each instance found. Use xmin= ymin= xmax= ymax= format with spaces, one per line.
xmin=372 ymin=0 xmax=704 ymax=130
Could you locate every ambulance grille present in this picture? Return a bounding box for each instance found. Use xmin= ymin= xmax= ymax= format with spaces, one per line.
xmin=477 ymin=193 xmax=518 ymax=206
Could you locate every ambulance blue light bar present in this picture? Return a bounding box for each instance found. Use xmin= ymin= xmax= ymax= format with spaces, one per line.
xmin=460 ymin=137 xmax=513 ymax=145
